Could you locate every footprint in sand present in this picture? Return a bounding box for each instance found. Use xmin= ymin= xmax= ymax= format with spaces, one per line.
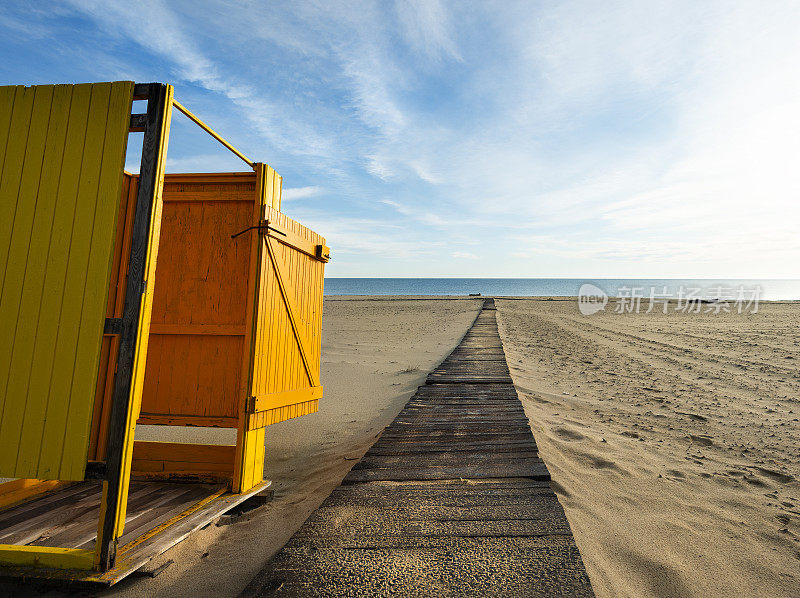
xmin=553 ymin=427 xmax=586 ymax=441
xmin=744 ymin=475 xmax=769 ymax=488
xmin=689 ymin=434 xmax=714 ymax=447
xmin=588 ymin=455 xmax=619 ymax=470
xmin=754 ymin=467 xmax=795 ymax=484
xmin=676 ymin=411 xmax=709 ymax=422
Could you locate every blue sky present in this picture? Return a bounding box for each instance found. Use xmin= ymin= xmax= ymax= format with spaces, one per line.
xmin=2 ymin=1 xmax=799 ymax=277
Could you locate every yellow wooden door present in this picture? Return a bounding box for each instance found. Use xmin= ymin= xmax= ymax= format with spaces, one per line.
xmin=248 ymin=165 xmax=328 ymax=427
xmin=234 ymin=163 xmax=329 ymax=492
xmin=0 ymin=82 xmax=133 ymax=481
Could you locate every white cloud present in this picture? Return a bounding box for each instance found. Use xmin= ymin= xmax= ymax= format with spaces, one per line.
xmin=394 ymin=0 xmax=461 ymax=61
xmin=293 ymin=214 xmax=444 ymax=261
xmin=451 ymin=251 xmax=479 ymax=260
xmin=282 ymin=186 xmax=323 ymax=201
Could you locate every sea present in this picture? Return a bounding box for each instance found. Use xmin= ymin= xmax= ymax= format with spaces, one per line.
xmin=324 ymin=278 xmax=800 ymax=301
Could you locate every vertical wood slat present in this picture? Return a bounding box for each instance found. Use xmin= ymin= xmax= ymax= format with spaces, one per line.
xmin=36 ymin=84 xmax=96 ymax=478
xmin=0 ymin=86 xmax=21 ymax=207
xmin=0 ymin=86 xmax=33 ymax=296
xmin=63 ymin=81 xmax=134 ymax=481
xmin=14 ymin=85 xmax=72 ymax=476
xmin=0 ymin=85 xmax=57 ymax=476
xmin=0 ymin=82 xmax=134 ymax=481
xmin=44 ymin=83 xmax=117 ymax=479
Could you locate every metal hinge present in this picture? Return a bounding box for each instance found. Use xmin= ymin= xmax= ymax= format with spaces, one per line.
xmin=315 ymin=244 xmax=331 ymax=262
xmin=245 ymin=396 xmax=257 ymax=413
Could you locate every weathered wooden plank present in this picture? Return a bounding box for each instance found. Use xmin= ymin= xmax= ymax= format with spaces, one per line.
xmin=399 ymin=408 xmax=528 ymax=416
xmin=290 ymin=485 xmax=573 ymax=544
xmin=343 ymin=464 xmax=550 ymax=483
xmin=368 ymin=440 xmax=537 ymax=455
xmin=0 ymin=483 xmax=162 ymax=547
xmin=0 ymin=481 xmax=271 ymax=587
xmin=372 ymin=433 xmax=536 ymax=445
xmin=0 ymin=484 xmax=100 ymax=536
xmin=426 ymin=376 xmax=514 ymax=384
xmin=0 ymin=481 xmax=225 ymax=551
xmin=428 ymin=368 xmax=511 ymax=375
xmin=352 ymin=451 xmax=542 ymax=470
xmin=246 ymin=539 xmax=592 ymax=596
xmin=111 ymin=484 xmax=222 ymax=549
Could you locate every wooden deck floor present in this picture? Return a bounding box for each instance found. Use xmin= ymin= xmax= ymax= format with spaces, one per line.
xmin=0 ymin=481 xmax=223 ymax=550
xmin=0 ymin=478 xmax=271 ymax=586
xmin=242 ymin=299 xmax=594 ymax=597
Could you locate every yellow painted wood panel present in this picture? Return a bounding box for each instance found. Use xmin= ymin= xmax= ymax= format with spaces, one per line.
xmin=233 ymin=172 xmax=265 ymax=493
xmin=0 ymin=545 xmax=95 ymax=570
xmin=234 ymin=165 xmax=325 ymax=490
xmin=247 ymin=399 xmax=318 ymax=431
xmin=0 ymin=86 xmax=21 ymax=201
xmin=131 ymin=441 xmax=235 ymax=478
xmin=249 ymin=205 xmax=326 ymax=421
xmin=251 ymin=385 xmax=322 ymax=412
xmin=0 ymin=82 xmax=134 ymax=481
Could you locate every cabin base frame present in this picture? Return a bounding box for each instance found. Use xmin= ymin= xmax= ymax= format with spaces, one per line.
xmin=0 ymin=481 xmax=270 ymax=587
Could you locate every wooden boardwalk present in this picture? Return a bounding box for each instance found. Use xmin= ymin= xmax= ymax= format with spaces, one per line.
xmin=242 ymin=299 xmax=594 ymax=597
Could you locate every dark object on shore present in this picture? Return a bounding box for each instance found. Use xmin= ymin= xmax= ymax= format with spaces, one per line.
xmin=469 ymin=292 xmax=482 ymax=296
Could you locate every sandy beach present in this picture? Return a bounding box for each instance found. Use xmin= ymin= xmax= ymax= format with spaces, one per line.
xmin=497 ymin=298 xmax=800 ymax=598
xmin=5 ymin=296 xmax=797 ymax=597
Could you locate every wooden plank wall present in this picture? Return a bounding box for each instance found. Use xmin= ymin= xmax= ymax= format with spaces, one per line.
xmin=131 ymin=441 xmax=235 ymax=480
xmin=0 ymin=82 xmax=133 ymax=481
xmin=139 ymin=173 xmax=257 ymax=428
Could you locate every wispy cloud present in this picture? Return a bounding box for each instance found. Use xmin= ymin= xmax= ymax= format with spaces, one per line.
xmin=282 ymin=186 xmax=323 ymax=201
xmin=7 ymin=1 xmax=800 ymax=277
xmin=63 ymin=0 xmax=332 ymax=156
xmin=394 ymin=0 xmax=461 ymax=61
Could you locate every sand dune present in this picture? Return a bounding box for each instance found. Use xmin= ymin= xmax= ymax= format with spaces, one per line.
xmin=496 ymin=298 xmax=800 ymax=598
